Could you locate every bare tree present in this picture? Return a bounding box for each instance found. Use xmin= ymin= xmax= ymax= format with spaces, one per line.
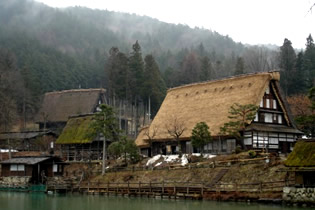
xmin=243 ymin=46 xmax=271 ymax=72
xmin=144 ymin=125 xmax=158 ymax=157
xmin=165 ymin=117 xmax=186 ymax=155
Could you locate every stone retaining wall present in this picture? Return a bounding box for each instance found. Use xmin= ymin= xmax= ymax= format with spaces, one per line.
xmin=283 ymin=187 xmax=315 ymax=204
xmin=0 ymin=176 xmax=31 ymax=187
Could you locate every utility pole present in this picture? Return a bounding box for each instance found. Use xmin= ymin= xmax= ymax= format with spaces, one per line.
xmin=102 ymin=112 xmax=106 ymax=175
xmin=148 ymin=96 xmax=151 ymax=124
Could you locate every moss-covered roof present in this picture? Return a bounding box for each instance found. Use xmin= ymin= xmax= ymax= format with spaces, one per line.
xmin=285 ymin=140 xmax=315 ymax=167
xmin=56 ymin=115 xmax=95 ymax=144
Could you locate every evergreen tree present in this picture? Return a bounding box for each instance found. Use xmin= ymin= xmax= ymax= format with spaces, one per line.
xmin=304 ymin=34 xmax=315 ymax=88
xmin=191 ymin=122 xmax=212 ymax=154
xmin=292 ymin=51 xmax=308 ymax=95
xmin=129 ymin=41 xmax=144 ymax=100
xmin=279 ymin=38 xmax=296 ymax=96
xmin=105 ymin=47 xmax=129 ymax=99
xmin=200 ymin=56 xmax=212 ymax=81
xmin=234 ymin=57 xmax=245 ymax=75
xmin=143 ymin=54 xmax=166 ymax=117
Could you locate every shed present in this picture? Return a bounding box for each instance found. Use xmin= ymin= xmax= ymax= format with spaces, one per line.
xmin=1 ymin=156 xmax=64 ymax=184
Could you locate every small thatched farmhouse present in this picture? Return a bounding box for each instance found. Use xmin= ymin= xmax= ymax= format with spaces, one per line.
xmin=55 ymin=114 xmax=107 ymax=161
xmin=35 ymin=88 xmax=106 ymax=132
xmin=136 ymin=71 xmax=302 ymax=156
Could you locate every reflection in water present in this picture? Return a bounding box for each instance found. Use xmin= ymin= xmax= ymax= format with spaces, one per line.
xmin=0 ymin=192 xmax=312 ymax=210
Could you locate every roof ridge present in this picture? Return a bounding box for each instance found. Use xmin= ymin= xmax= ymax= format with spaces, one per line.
xmin=167 ymin=70 xmax=279 ymax=93
xmin=45 ymin=88 xmax=106 ymax=95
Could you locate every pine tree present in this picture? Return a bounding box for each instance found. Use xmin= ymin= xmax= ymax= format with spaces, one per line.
xmin=129 ymin=41 xmax=144 ymax=100
xmin=143 ymin=54 xmax=166 ymax=117
xmin=279 ymin=38 xmax=296 ymax=96
xmin=304 ymin=34 xmax=315 ymax=88
xmin=191 ymin=122 xmax=212 ymax=154
xmin=234 ymin=57 xmax=245 ymax=76
xmin=200 ymin=56 xmax=212 ymax=81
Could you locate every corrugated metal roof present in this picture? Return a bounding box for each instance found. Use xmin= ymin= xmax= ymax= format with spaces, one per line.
xmin=0 ymin=131 xmax=53 ymax=140
xmin=1 ymin=157 xmax=51 ymax=165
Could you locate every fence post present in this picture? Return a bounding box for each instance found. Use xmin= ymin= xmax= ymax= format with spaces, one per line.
xmin=107 ymin=181 xmax=109 ymax=195
xmin=260 ymin=182 xmax=263 ymax=192
xmin=174 ymin=183 xmax=176 ymax=199
xmin=88 ymin=180 xmax=90 ymax=192
xmin=201 ymin=182 xmax=204 ymax=196
xmin=162 ymin=180 xmax=164 ymax=194
xmin=150 ymin=181 xmax=152 ymax=192
xmin=139 ymin=181 xmax=141 ymax=193
xmin=128 ymin=181 xmax=130 ymax=195
xmin=97 ymin=180 xmax=100 ymax=193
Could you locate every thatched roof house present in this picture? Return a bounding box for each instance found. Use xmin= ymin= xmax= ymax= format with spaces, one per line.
xmin=285 ymin=140 xmax=315 ymax=167
xmin=56 ymin=115 xmax=95 ymax=145
xmin=35 ymin=88 xmax=106 ymax=130
xmin=55 ymin=114 xmax=107 ymax=161
xmin=284 ymin=140 xmax=315 ymax=187
xmin=136 ymin=71 xmax=302 ymax=155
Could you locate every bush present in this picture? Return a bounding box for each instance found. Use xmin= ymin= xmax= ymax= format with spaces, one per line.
xmin=235 ymin=145 xmax=242 ymax=154
xmin=248 ymin=150 xmax=257 ymax=158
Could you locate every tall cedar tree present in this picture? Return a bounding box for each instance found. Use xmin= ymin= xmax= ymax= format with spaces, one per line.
xmin=200 ymin=56 xmax=212 ymax=81
xmin=143 ymin=54 xmax=166 ymax=117
xmin=220 ymin=103 xmax=258 ymax=149
xmin=105 ymin=47 xmax=129 ymax=99
xmin=304 ymin=34 xmax=315 ymax=88
xmin=234 ymin=57 xmax=245 ymax=76
xmin=191 ymin=122 xmax=212 ymax=154
xmin=129 ymin=41 xmax=144 ymax=101
xmin=279 ymin=38 xmax=296 ymax=96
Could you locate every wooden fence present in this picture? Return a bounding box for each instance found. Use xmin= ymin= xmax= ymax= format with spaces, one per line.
xmin=46 ymin=179 xmax=294 ymax=199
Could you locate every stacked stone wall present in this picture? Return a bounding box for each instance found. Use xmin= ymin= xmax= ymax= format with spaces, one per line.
xmin=0 ymin=176 xmax=31 ymax=187
xmin=283 ymin=187 xmax=315 ymax=204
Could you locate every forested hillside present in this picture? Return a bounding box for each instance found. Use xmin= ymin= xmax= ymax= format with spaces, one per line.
xmin=0 ymin=0 xmax=314 ymax=134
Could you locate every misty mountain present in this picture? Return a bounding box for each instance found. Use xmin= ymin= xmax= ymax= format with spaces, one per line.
xmin=0 ymin=0 xmax=278 ymax=98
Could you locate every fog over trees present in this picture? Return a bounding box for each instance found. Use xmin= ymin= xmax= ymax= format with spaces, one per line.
xmin=0 ymin=0 xmax=314 ymax=133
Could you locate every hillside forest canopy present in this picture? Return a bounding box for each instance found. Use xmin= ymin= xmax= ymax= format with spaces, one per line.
xmin=0 ymin=0 xmax=314 ymax=136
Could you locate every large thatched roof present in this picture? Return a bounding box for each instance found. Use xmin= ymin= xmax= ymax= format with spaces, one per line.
xmin=136 ymin=71 xmax=290 ymax=148
xmin=285 ymin=140 xmax=315 ymax=167
xmin=36 ymin=88 xmax=105 ymax=123
xmin=56 ymin=115 xmax=95 ymax=144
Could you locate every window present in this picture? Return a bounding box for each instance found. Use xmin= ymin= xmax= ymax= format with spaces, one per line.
xmin=264 ymin=113 xmax=273 ymax=123
xmin=273 ymin=114 xmax=277 ymax=122
xmin=254 ymin=113 xmax=258 ymax=122
xmin=53 ymin=164 xmax=58 ymax=172
xmin=260 ymin=99 xmax=263 ymax=107
xmin=278 ymin=115 xmax=282 ymax=124
xmin=10 ymin=164 xmax=25 ymax=171
xmin=269 ymin=137 xmax=279 ymax=144
xmin=18 ymin=165 xmax=25 ymax=171
xmin=10 ymin=165 xmax=17 ymax=171
xmin=265 ymin=86 xmax=270 ymax=94
xmin=266 ymin=99 xmax=270 ymax=108
xmin=273 ymin=100 xmax=277 ymax=109
xmin=244 ymin=138 xmax=252 ymax=145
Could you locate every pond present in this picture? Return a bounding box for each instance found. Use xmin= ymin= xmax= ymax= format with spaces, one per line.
xmin=0 ymin=192 xmax=312 ymax=210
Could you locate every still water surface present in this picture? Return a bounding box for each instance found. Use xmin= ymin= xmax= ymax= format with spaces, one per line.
xmin=0 ymin=192 xmax=312 ymax=210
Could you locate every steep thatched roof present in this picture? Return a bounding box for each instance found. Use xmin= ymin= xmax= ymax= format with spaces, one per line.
xmin=136 ymin=71 xmax=291 ymax=148
xmin=56 ymin=115 xmax=95 ymax=144
xmin=135 ymin=126 xmax=150 ymax=148
xmin=36 ymin=88 xmax=105 ymax=123
xmin=285 ymin=140 xmax=315 ymax=167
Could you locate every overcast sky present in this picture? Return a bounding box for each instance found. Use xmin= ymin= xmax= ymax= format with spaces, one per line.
xmin=35 ymin=0 xmax=315 ymax=49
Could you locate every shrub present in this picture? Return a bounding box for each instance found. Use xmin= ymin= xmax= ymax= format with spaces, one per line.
xmin=248 ymin=150 xmax=257 ymax=158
